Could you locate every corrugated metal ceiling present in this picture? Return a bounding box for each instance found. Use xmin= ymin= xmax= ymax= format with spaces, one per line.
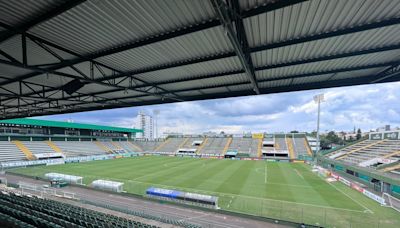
xmin=0 ymin=0 xmax=399 ymax=118
xmin=30 ymin=0 xmax=217 ymax=55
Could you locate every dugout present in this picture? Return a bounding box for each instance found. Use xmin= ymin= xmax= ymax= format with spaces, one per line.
xmin=45 ymin=173 xmax=83 ymax=185
xmin=91 ymin=180 xmax=124 ymax=193
xmin=225 ymin=150 xmax=238 ymax=158
xmin=146 ymin=187 xmax=218 ymax=208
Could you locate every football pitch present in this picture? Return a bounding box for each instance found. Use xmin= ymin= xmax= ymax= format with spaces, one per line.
xmin=10 ymin=156 xmax=399 ymax=227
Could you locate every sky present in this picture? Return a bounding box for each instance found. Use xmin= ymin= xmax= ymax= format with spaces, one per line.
xmin=34 ymin=82 xmax=400 ymax=135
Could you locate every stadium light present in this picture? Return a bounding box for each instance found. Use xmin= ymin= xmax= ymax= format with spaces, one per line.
xmin=313 ymin=94 xmax=325 ymax=158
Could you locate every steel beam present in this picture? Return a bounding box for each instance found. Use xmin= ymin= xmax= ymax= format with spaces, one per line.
xmin=4 ymin=61 xmax=396 ymax=111
xmin=370 ymin=63 xmax=400 ymax=83
xmin=0 ymin=0 xmax=304 ymax=87
xmin=211 ymin=0 xmax=260 ymax=94
xmin=250 ymin=17 xmax=400 ymax=53
xmin=3 ymin=68 xmax=399 ymax=120
xmin=85 ymin=17 xmax=400 ymax=85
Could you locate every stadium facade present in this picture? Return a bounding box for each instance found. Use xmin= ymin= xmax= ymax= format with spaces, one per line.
xmin=0 ymin=118 xmax=313 ymax=162
xmin=1 ymin=118 xmax=398 ymax=201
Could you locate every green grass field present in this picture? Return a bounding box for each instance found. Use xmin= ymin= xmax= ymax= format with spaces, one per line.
xmin=10 ymin=156 xmax=400 ymax=227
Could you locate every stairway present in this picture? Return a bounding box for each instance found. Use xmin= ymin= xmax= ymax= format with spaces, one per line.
xmin=111 ymin=141 xmax=123 ymax=150
xmin=95 ymin=141 xmax=112 ymax=153
xmin=337 ymin=140 xmax=386 ymax=160
xmin=46 ymin=141 xmax=64 ymax=155
xmin=304 ymin=138 xmax=313 ymax=156
xmin=155 ymin=138 xmax=170 ymax=151
xmin=127 ymin=141 xmax=143 ymax=151
xmin=196 ymin=138 xmax=208 ymax=154
xmin=12 ymin=141 xmax=35 ymax=160
xmin=222 ymin=137 xmax=232 ymax=155
xmin=285 ymin=138 xmax=296 ymax=159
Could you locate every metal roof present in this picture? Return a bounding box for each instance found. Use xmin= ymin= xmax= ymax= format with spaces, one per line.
xmin=0 ymin=118 xmax=142 ymax=133
xmin=0 ymin=0 xmax=399 ymax=119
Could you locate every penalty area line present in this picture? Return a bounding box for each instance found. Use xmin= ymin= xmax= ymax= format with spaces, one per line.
xmin=315 ymin=174 xmax=373 ymax=214
xmin=294 ymin=169 xmax=304 ymax=179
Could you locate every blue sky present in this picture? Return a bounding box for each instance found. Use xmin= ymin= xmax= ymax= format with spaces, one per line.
xmin=35 ymin=82 xmax=400 ymax=134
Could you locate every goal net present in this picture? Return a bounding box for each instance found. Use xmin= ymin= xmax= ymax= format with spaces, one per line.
xmin=383 ymin=193 xmax=400 ymax=213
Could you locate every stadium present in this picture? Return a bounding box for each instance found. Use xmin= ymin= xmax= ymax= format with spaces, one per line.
xmin=0 ymin=0 xmax=400 ymax=227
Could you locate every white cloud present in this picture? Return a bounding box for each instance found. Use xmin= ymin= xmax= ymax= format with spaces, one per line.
xmin=37 ymin=82 xmax=400 ymax=134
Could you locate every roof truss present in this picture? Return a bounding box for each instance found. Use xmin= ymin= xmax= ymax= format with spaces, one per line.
xmin=0 ymin=0 xmax=399 ymax=118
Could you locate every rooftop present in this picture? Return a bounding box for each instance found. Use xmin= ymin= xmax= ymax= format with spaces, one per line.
xmin=0 ymin=118 xmax=142 ymax=133
xmin=0 ymin=0 xmax=399 ymax=118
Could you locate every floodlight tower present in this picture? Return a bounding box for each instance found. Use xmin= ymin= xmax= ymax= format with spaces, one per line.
xmin=313 ymin=94 xmax=325 ymax=158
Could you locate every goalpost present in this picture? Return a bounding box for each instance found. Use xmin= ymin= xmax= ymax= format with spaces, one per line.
xmin=383 ymin=193 xmax=400 ymax=213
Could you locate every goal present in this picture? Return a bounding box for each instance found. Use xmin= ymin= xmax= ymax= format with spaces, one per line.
xmin=383 ymin=193 xmax=400 ymax=213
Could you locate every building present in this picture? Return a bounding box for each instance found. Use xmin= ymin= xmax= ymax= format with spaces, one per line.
xmin=306 ymin=136 xmax=320 ymax=153
xmin=376 ymin=125 xmax=391 ymax=132
xmin=135 ymin=111 xmax=154 ymax=139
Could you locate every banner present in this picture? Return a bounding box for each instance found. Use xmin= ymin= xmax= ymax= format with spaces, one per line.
xmin=331 ymin=172 xmax=340 ymax=180
xmin=370 ymin=133 xmax=383 ymax=140
xmin=252 ymin=133 xmax=264 ymax=139
xmin=338 ymin=176 xmax=351 ymax=187
xmin=384 ymin=131 xmax=399 ymax=140
xmin=363 ymin=189 xmax=386 ymax=205
xmin=351 ymin=183 xmax=364 ymax=193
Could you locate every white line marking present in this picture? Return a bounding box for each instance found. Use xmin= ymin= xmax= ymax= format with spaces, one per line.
xmin=294 ymin=169 xmax=304 ymax=179
xmin=106 ymin=177 xmax=365 ymax=213
xmin=23 ymin=160 xmax=366 ymax=214
xmin=326 ymin=180 xmax=373 ymax=214
xmin=311 ymin=170 xmax=373 ymax=214
xmin=264 ymin=162 xmax=267 ymax=184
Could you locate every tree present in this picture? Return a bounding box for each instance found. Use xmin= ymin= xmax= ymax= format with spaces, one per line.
xmin=356 ymin=128 xmax=362 ymax=140
xmin=290 ymin=130 xmax=299 ymax=133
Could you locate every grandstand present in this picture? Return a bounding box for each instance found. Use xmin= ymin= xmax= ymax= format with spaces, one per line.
xmin=228 ymin=137 xmax=259 ymax=156
xmin=199 ymin=137 xmax=229 ymax=155
xmin=260 ymin=134 xmax=312 ymax=159
xmin=155 ymin=137 xmax=186 ymax=153
xmin=1 ymin=0 xmax=400 ymax=227
xmin=0 ymin=142 xmax=26 ymax=162
xmin=0 ymin=121 xmax=313 ymax=162
xmin=321 ymin=131 xmax=400 ymax=199
xmin=0 ymin=118 xmax=142 ymax=161
xmin=325 ymin=132 xmax=400 ymax=169
xmin=0 ymin=190 xmax=157 ymax=228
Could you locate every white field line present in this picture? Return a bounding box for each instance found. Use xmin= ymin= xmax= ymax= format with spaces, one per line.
xmin=89 ymin=174 xmax=366 ymax=214
xmin=254 ymin=167 xmax=311 ymax=188
xmin=294 ymin=169 xmax=304 ymax=179
xmin=264 ymin=163 xmax=267 ymax=184
xmin=313 ymin=172 xmax=373 ymax=214
xmin=25 ymin=161 xmax=366 ymax=214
